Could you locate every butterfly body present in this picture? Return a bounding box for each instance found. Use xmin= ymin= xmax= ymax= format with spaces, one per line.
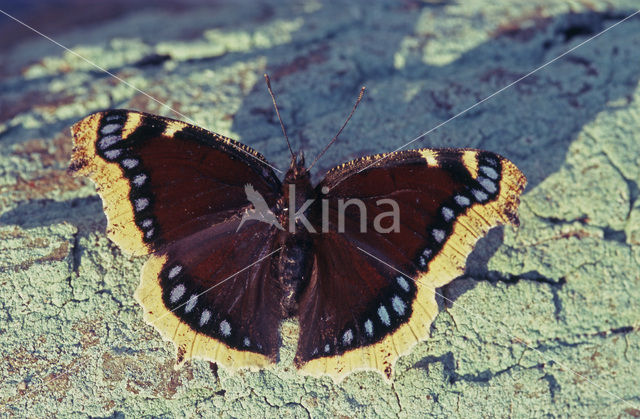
xmin=70 ymin=108 xmax=526 ymax=382
xmin=270 ymin=153 xmax=314 ymax=316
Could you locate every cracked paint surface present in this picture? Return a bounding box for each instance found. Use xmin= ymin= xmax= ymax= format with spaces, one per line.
xmin=1 ymin=0 xmax=639 ymax=416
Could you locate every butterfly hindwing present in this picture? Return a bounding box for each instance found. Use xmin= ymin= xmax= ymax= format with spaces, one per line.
xmin=134 ymin=218 xmax=282 ymax=370
xmin=295 ymin=148 xmax=526 ymax=380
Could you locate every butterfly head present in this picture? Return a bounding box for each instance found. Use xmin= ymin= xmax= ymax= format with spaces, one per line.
xmin=284 ymin=151 xmax=309 ymax=183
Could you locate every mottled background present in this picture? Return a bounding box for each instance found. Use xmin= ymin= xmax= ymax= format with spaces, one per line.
xmin=1 ymin=0 xmax=639 ymax=417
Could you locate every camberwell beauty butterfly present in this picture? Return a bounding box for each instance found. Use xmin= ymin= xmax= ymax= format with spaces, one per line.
xmin=69 ymin=77 xmax=526 ymax=381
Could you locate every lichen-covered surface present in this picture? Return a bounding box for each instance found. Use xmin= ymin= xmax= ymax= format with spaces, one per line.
xmin=1 ymin=0 xmax=639 ymax=416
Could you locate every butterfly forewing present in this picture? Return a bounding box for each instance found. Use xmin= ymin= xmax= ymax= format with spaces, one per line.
xmin=69 ymin=110 xmax=281 ymax=255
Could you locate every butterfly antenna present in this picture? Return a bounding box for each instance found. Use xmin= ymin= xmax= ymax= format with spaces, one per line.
xmin=264 ymin=74 xmax=295 ymax=159
xmin=307 ymin=86 xmax=366 ymax=172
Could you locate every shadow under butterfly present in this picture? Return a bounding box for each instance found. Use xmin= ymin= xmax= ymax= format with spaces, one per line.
xmin=68 ymin=75 xmax=526 ymax=381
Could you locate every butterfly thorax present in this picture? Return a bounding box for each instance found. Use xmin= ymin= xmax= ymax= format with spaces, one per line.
xmin=278 ymin=153 xmax=313 ymax=230
xmin=276 ymin=154 xmax=315 ymax=317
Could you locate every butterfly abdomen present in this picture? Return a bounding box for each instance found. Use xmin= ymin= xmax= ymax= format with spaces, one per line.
xmin=277 ymin=232 xmax=314 ymax=317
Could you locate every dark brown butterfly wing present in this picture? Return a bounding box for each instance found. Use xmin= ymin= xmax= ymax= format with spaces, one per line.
xmin=135 ymin=218 xmax=282 ymax=369
xmin=70 ymin=110 xmax=283 ymax=369
xmin=69 ymin=110 xmax=280 ymax=255
xmin=295 ymin=148 xmax=526 ymax=380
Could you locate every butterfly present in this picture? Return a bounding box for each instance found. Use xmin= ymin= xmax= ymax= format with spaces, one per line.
xmin=69 ymin=78 xmax=526 ymax=382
